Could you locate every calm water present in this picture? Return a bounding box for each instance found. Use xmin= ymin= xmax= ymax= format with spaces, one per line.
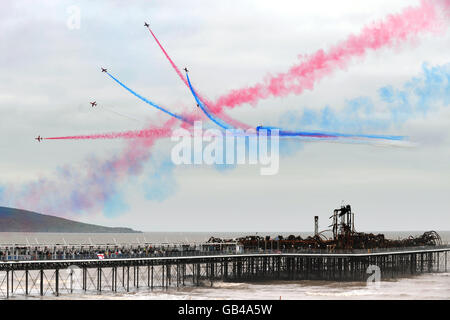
xmin=2 ymin=231 xmax=449 ymax=300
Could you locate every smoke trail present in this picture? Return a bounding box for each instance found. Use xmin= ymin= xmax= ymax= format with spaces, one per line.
xmin=279 ymin=62 xmax=450 ymax=140
xmin=147 ymin=27 xmax=189 ymax=88
xmin=6 ymin=60 xmax=444 ymax=217
xmin=107 ymin=69 xmax=406 ymax=142
xmin=278 ymin=129 xmax=404 ymax=140
xmin=143 ymin=159 xmax=177 ymax=202
xmin=186 ymin=63 xmax=404 ymax=141
xmin=106 ymin=72 xmax=192 ymax=124
xmin=211 ymin=0 xmax=445 ymax=112
xmin=0 ymin=119 xmax=176 ymax=218
xmin=146 ymin=27 xmax=252 ymax=130
xmin=45 ymin=128 xmax=172 ymax=140
xmin=253 ymin=125 xmax=404 ymax=141
xmin=185 ymin=72 xmax=231 ymax=129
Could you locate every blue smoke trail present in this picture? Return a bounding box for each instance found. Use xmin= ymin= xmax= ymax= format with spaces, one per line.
xmin=103 ymin=191 xmax=129 ymax=218
xmin=278 ymin=128 xmax=403 ymax=140
xmin=279 ymin=63 xmax=450 ymax=137
xmin=257 ymin=124 xmax=404 ymax=140
xmin=143 ymin=159 xmax=177 ymax=202
xmin=185 ymin=73 xmax=231 ymax=130
xmin=106 ymin=72 xmax=191 ymax=124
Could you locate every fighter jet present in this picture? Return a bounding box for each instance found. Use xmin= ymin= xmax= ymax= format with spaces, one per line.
xmin=144 ymin=22 xmax=149 ymax=27
xmin=101 ymin=67 xmax=107 ymax=73
xmin=90 ymin=101 xmax=97 ymax=107
xmin=184 ymin=67 xmax=189 ymax=73
xmin=35 ymin=135 xmax=43 ymax=142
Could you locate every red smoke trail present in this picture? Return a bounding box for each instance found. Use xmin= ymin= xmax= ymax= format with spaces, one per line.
xmin=44 ymin=128 xmax=172 ymax=140
xmin=7 ymin=120 xmax=177 ymax=218
xmin=209 ymin=0 xmax=443 ymax=112
xmin=147 ymin=28 xmax=252 ymax=129
xmin=148 ymin=28 xmax=189 ymax=88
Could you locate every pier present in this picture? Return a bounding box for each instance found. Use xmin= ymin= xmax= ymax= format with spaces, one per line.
xmin=1 ymin=204 xmax=448 ymax=299
xmin=0 ymin=245 xmax=449 ymax=299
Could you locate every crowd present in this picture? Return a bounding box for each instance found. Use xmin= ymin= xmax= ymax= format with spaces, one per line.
xmin=0 ymin=243 xmax=235 ymax=261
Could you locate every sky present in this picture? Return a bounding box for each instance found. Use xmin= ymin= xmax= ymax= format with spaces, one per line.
xmin=0 ymin=0 xmax=449 ymax=232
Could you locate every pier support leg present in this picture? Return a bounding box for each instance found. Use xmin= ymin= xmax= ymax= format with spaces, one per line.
xmin=224 ymin=260 xmax=228 ymax=280
xmin=133 ymin=266 xmax=136 ymax=287
xmin=6 ymin=270 xmax=9 ymax=299
xmin=126 ymin=266 xmax=130 ymax=292
xmin=437 ymin=252 xmax=440 ymax=272
xmin=111 ymin=267 xmax=114 ymax=292
xmin=99 ymin=267 xmax=102 ymax=292
xmin=113 ymin=267 xmax=116 ymax=292
xmin=25 ymin=269 xmax=29 ymax=296
xmin=420 ymin=253 xmax=424 ymax=273
xmin=428 ymin=253 xmax=432 ymax=273
xmin=114 ymin=267 xmax=117 ymax=292
xmin=82 ymin=268 xmax=86 ymax=291
xmin=70 ymin=268 xmax=73 ymax=293
xmin=40 ymin=269 xmax=44 ymax=296
xmin=162 ymin=265 xmax=165 ymax=288
xmin=55 ymin=269 xmax=59 ymax=297
xmin=277 ymin=257 xmax=281 ymax=279
xmin=177 ymin=263 xmax=180 ymax=288
xmin=147 ymin=265 xmax=150 ymax=288
xmin=410 ymin=254 xmax=413 ymax=275
xmin=197 ymin=264 xmax=200 ymax=286
xmin=167 ymin=264 xmax=171 ymax=288
xmin=151 ymin=265 xmax=153 ymax=290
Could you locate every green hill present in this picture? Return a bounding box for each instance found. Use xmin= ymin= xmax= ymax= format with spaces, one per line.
xmin=0 ymin=206 xmax=140 ymax=233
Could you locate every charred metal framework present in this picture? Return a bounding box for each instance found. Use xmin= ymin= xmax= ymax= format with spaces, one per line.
xmin=213 ymin=204 xmax=442 ymax=250
xmin=328 ymin=204 xmax=442 ymax=249
xmin=0 ymin=247 xmax=448 ymax=299
xmin=331 ymin=204 xmax=355 ymax=241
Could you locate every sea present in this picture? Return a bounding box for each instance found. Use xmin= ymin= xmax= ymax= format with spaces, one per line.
xmin=1 ymin=231 xmax=449 ymax=300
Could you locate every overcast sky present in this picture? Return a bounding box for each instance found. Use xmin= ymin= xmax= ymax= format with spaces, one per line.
xmin=0 ymin=0 xmax=449 ymax=232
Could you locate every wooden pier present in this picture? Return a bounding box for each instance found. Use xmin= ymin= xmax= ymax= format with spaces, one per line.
xmin=0 ymin=246 xmax=449 ymax=299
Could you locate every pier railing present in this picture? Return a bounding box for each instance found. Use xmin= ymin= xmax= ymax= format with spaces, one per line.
xmin=1 ymin=244 xmax=449 ymax=262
